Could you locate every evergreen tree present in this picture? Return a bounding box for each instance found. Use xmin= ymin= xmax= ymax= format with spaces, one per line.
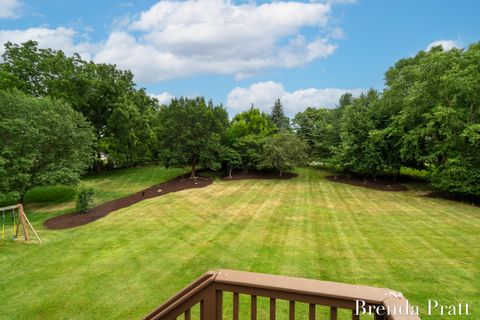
xmin=270 ymin=99 xmax=290 ymax=131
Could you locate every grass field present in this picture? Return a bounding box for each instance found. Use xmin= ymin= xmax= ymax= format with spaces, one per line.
xmin=0 ymin=167 xmax=479 ymax=319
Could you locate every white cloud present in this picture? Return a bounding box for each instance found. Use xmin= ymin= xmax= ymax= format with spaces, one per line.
xmin=0 ymin=0 xmax=352 ymax=82
xmin=150 ymin=92 xmax=174 ymax=105
xmin=0 ymin=27 xmax=98 ymax=60
xmin=426 ymin=39 xmax=461 ymax=51
xmin=95 ymin=0 xmax=343 ymax=82
xmin=0 ymin=0 xmax=22 ymax=19
xmin=227 ymin=81 xmax=364 ymax=115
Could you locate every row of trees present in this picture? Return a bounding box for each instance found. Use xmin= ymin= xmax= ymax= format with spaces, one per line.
xmin=1 ymin=40 xmax=479 ymax=201
xmin=0 ymin=41 xmax=307 ymax=202
xmin=157 ymin=98 xmax=306 ymax=178
xmin=293 ymin=42 xmax=480 ymax=196
xmin=0 ymin=41 xmax=159 ymax=171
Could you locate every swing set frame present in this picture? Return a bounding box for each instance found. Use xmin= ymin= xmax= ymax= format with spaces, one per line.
xmin=0 ymin=204 xmax=41 ymax=243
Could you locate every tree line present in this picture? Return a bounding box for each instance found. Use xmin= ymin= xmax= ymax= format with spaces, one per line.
xmin=294 ymin=42 xmax=480 ymax=197
xmin=0 ymin=41 xmax=306 ymax=203
xmin=1 ymin=40 xmax=479 ymax=202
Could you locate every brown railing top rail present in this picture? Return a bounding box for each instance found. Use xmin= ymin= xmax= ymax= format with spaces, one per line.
xmin=144 ymin=269 xmax=420 ymax=320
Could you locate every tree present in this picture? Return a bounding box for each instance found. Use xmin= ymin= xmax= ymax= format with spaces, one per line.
xmin=270 ymin=99 xmax=290 ymax=131
xmin=384 ymin=42 xmax=480 ymax=193
xmin=221 ymin=147 xmax=241 ymax=178
xmin=0 ymin=90 xmax=95 ymax=203
xmin=157 ymin=97 xmax=228 ymax=178
xmin=0 ymin=41 xmax=155 ymax=171
xmin=226 ymin=107 xmax=275 ymax=173
xmin=332 ymin=90 xmax=385 ymax=179
xmin=293 ymin=107 xmax=338 ymax=160
xmin=105 ymin=96 xmax=156 ymax=167
xmin=259 ymin=132 xmax=307 ymax=176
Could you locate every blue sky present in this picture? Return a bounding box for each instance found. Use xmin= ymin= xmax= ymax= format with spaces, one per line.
xmin=0 ymin=0 xmax=479 ymax=116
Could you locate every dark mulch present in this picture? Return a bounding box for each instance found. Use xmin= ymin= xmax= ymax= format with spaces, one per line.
xmin=43 ymin=175 xmax=213 ymax=230
xmin=426 ymin=191 xmax=480 ymax=207
xmin=326 ymin=175 xmax=409 ymax=192
xmin=221 ymin=171 xmax=298 ymax=181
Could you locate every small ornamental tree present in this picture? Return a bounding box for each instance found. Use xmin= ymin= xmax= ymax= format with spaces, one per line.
xmin=75 ymin=184 xmax=96 ymax=213
xmin=259 ymin=131 xmax=307 ymax=176
xmin=222 ymin=147 xmax=241 ymax=178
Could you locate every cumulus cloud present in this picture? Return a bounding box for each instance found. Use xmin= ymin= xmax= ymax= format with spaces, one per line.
xmin=426 ymin=39 xmax=461 ymax=51
xmin=150 ymin=92 xmax=174 ymax=105
xmin=0 ymin=0 xmax=352 ymax=82
xmin=95 ymin=0 xmax=342 ymax=82
xmin=0 ymin=27 xmax=98 ymax=60
xmin=0 ymin=0 xmax=22 ymax=18
xmin=227 ymin=81 xmax=364 ymax=115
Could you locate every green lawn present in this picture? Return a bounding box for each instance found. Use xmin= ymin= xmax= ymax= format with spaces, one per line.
xmin=20 ymin=165 xmax=187 ymax=223
xmin=0 ymin=167 xmax=478 ymax=319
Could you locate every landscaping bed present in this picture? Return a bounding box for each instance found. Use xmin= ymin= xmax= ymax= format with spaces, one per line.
xmin=326 ymin=175 xmax=408 ymax=192
xmin=43 ymin=175 xmax=213 ymax=230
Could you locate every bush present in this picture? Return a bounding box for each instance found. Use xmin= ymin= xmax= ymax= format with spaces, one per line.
xmin=75 ymin=184 xmax=95 ymax=213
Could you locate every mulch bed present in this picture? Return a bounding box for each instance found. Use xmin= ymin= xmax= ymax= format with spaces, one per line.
xmin=326 ymin=175 xmax=408 ymax=192
xmin=221 ymin=171 xmax=298 ymax=181
xmin=425 ymin=191 xmax=480 ymax=207
xmin=43 ymin=175 xmax=213 ymax=230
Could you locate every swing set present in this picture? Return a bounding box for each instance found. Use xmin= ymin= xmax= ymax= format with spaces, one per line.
xmin=1 ymin=204 xmax=41 ymax=243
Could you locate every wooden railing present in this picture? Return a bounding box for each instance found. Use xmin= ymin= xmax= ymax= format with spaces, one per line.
xmin=144 ymin=269 xmax=420 ymax=320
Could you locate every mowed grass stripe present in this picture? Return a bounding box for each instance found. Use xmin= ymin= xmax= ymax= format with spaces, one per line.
xmin=0 ymin=166 xmax=479 ymax=319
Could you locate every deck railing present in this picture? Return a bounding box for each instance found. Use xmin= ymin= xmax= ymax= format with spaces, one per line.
xmin=144 ymin=269 xmax=420 ymax=320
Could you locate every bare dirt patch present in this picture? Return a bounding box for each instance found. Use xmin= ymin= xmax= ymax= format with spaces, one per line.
xmin=326 ymin=175 xmax=408 ymax=192
xmin=44 ymin=175 xmax=213 ymax=230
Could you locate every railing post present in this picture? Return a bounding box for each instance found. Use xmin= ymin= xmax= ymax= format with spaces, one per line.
xmin=202 ymin=284 xmax=218 ymax=320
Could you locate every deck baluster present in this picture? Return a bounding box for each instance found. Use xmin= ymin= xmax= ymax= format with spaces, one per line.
xmin=269 ymin=298 xmax=276 ymax=320
xmin=233 ymin=292 xmax=239 ymax=320
xmin=330 ymin=306 xmax=337 ymax=320
xmin=250 ymin=295 xmax=257 ymax=320
xmin=289 ymin=301 xmax=295 ymax=320
xmin=309 ymin=304 xmax=316 ymax=320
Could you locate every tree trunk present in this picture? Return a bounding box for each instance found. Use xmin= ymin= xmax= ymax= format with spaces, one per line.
xmin=393 ymin=168 xmax=400 ymax=181
xmin=18 ymin=192 xmax=25 ymax=205
xmin=95 ymin=152 xmax=102 ymax=173
xmin=279 ymin=167 xmax=283 ymax=177
xmin=228 ymin=167 xmax=233 ymax=179
xmin=190 ymin=161 xmax=196 ymax=179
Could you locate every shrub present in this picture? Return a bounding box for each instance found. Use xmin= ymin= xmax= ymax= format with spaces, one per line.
xmin=75 ymin=184 xmax=95 ymax=213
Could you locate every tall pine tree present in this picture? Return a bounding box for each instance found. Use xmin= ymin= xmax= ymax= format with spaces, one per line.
xmin=270 ymin=99 xmax=290 ymax=131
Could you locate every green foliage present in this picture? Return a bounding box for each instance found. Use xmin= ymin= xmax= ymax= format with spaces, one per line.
xmin=226 ymin=107 xmax=275 ymax=173
xmin=0 ymin=90 xmax=95 ymax=203
xmin=157 ymin=97 xmax=228 ymax=177
xmin=105 ymin=94 xmax=157 ymax=167
xmin=259 ymin=131 xmax=307 ymax=176
xmin=221 ymin=147 xmax=241 ymax=178
xmin=75 ymin=184 xmax=96 ymax=213
xmin=0 ymin=41 xmax=158 ymax=170
xmin=430 ymin=159 xmax=480 ymax=196
xmin=227 ymin=106 xmax=275 ymax=139
xmin=293 ymin=107 xmax=339 ymax=160
xmin=270 ymin=98 xmax=290 ymax=131
xmin=332 ymin=90 xmax=385 ymax=178
xmin=383 ymin=42 xmax=480 ymax=193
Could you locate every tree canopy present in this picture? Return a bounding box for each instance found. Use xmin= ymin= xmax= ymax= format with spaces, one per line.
xmin=0 ymin=90 xmax=95 ymax=203
xmin=156 ymin=97 xmax=228 ymax=178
